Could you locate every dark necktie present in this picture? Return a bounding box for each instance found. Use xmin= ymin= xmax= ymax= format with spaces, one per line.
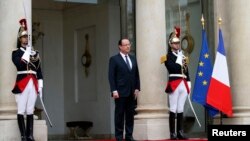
xmin=125 ymin=55 xmax=131 ymax=70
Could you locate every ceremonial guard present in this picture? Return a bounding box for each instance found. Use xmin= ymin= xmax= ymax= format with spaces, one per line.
xmin=162 ymin=26 xmax=191 ymax=140
xmin=12 ymin=19 xmax=43 ymax=141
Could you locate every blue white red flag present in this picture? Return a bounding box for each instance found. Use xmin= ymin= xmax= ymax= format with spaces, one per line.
xmin=206 ymin=28 xmax=233 ymax=117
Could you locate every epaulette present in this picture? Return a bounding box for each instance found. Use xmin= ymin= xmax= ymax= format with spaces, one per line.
xmin=160 ymin=55 xmax=167 ymax=64
xmin=12 ymin=48 xmax=19 ymax=51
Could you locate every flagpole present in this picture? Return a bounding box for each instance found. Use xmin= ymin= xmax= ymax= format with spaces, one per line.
xmin=200 ymin=14 xmax=212 ymax=132
xmin=201 ymin=14 xmax=205 ymax=30
xmin=218 ymin=17 xmax=223 ymax=125
xmin=201 ymin=14 xmax=209 ymax=132
xmin=220 ymin=111 xmax=223 ymax=125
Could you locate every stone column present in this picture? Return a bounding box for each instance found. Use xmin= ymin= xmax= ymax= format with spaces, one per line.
xmin=133 ymin=0 xmax=169 ymax=140
xmin=0 ymin=0 xmax=22 ymax=120
xmin=0 ymin=0 xmax=47 ymax=140
xmin=213 ymin=0 xmax=250 ymax=124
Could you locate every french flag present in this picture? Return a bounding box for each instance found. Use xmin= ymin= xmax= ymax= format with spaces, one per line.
xmin=206 ymin=28 xmax=233 ymax=117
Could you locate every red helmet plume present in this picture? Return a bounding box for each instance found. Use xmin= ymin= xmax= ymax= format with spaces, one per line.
xmin=18 ymin=18 xmax=28 ymax=38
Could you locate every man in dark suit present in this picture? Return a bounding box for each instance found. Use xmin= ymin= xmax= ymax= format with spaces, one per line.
xmin=108 ymin=38 xmax=140 ymax=141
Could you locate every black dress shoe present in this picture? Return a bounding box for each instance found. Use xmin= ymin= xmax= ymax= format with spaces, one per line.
xmin=27 ymin=136 xmax=35 ymax=141
xmin=170 ymin=133 xmax=177 ymax=140
xmin=125 ymin=138 xmax=136 ymax=141
xmin=21 ymin=136 xmax=27 ymax=141
xmin=177 ymin=130 xmax=188 ymax=140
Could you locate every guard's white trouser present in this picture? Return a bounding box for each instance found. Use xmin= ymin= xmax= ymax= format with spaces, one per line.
xmin=169 ymin=80 xmax=188 ymax=113
xmin=15 ymin=79 xmax=37 ymax=115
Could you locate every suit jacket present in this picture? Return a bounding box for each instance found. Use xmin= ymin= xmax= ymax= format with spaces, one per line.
xmin=12 ymin=47 xmax=43 ymax=94
xmin=108 ymin=53 xmax=140 ymax=97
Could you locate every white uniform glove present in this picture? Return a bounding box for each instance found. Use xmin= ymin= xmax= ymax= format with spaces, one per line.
xmin=38 ymin=88 xmax=43 ymax=99
xmin=38 ymin=79 xmax=43 ymax=98
xmin=175 ymin=50 xmax=183 ymax=66
xmin=21 ymin=46 xmax=31 ymax=62
xmin=187 ymin=81 xmax=191 ymax=92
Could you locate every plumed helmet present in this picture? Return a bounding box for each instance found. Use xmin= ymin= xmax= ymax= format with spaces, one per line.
xmin=18 ymin=18 xmax=28 ymax=38
xmin=168 ymin=26 xmax=180 ymax=44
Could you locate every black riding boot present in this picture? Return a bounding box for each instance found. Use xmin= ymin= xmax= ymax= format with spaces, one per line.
xmin=177 ymin=113 xmax=188 ymax=140
xmin=17 ymin=114 xmax=27 ymax=141
xmin=169 ymin=112 xmax=177 ymax=140
xmin=26 ymin=115 xmax=35 ymax=141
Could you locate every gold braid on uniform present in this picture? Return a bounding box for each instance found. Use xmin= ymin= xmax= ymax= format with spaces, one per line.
xmin=30 ymin=52 xmax=41 ymax=70
xmin=30 ymin=53 xmax=40 ymax=62
xmin=182 ymin=56 xmax=189 ymax=73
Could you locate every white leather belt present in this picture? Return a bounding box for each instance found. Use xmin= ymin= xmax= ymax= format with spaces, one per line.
xmin=17 ymin=70 xmax=37 ymax=75
xmin=169 ymin=74 xmax=186 ymax=78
